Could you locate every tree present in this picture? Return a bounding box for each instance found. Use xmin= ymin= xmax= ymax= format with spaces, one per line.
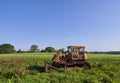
xmin=17 ymin=49 xmax=26 ymax=53
xmin=58 ymin=48 xmax=65 ymax=53
xmin=41 ymin=49 xmax=46 ymax=52
xmin=45 ymin=47 xmax=55 ymax=52
xmin=30 ymin=45 xmax=40 ymax=52
xmin=17 ymin=49 xmax=22 ymax=53
xmin=0 ymin=43 xmax=16 ymax=54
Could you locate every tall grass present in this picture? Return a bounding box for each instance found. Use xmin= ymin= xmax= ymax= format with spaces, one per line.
xmin=0 ymin=53 xmax=120 ymax=83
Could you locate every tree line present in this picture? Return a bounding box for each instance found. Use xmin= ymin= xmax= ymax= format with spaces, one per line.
xmin=1 ymin=43 xmax=120 ymax=54
xmin=0 ymin=43 xmax=57 ymax=54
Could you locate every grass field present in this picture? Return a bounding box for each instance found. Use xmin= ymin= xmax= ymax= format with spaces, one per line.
xmin=0 ymin=53 xmax=120 ymax=83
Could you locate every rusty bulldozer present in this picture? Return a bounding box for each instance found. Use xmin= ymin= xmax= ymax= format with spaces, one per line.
xmin=45 ymin=46 xmax=91 ymax=72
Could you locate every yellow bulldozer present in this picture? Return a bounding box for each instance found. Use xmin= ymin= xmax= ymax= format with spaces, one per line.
xmin=45 ymin=46 xmax=91 ymax=72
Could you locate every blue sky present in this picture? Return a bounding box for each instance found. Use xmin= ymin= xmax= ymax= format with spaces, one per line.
xmin=0 ymin=0 xmax=120 ymax=51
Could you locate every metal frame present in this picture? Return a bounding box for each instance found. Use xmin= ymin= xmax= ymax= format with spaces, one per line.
xmin=68 ymin=46 xmax=85 ymax=61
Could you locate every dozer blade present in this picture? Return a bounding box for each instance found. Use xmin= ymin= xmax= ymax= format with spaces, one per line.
xmin=44 ymin=62 xmax=60 ymax=72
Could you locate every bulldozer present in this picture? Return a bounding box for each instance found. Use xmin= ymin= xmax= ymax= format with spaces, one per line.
xmin=45 ymin=46 xmax=91 ymax=72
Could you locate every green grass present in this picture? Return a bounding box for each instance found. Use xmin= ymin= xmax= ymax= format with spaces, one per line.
xmin=0 ymin=53 xmax=120 ymax=83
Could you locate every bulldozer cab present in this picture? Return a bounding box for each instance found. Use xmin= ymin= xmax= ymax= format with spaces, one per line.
xmin=68 ymin=46 xmax=86 ymax=61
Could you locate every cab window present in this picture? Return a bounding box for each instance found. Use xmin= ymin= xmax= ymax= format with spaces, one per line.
xmin=73 ymin=48 xmax=79 ymax=58
xmin=79 ymin=48 xmax=84 ymax=55
xmin=68 ymin=48 xmax=72 ymax=53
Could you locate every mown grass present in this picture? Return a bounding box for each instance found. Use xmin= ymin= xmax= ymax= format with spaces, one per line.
xmin=0 ymin=53 xmax=120 ymax=83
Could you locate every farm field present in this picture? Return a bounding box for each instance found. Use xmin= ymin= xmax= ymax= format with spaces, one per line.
xmin=0 ymin=53 xmax=120 ymax=83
